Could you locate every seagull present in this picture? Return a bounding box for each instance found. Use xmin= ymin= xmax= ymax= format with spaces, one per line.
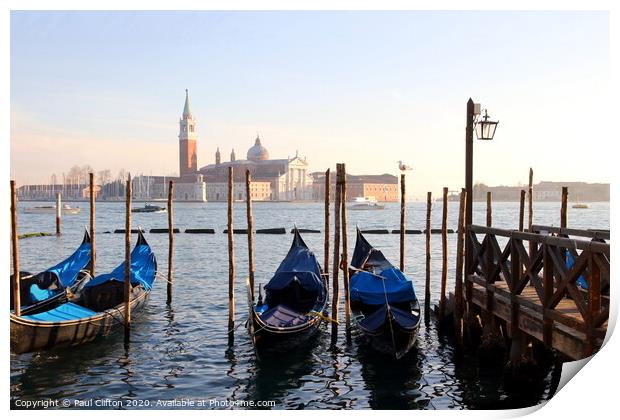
xmin=398 ymin=161 xmax=413 ymax=172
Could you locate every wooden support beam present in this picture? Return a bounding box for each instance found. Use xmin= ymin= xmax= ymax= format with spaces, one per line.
xmin=400 ymin=174 xmax=406 ymax=272
xmin=519 ymin=190 xmax=525 ymax=232
xmin=425 ymin=191 xmax=432 ymax=315
xmin=454 ymin=188 xmax=467 ymax=337
xmin=341 ymin=163 xmax=350 ymax=342
xmin=89 ymin=173 xmax=96 ymax=277
xmin=324 ymin=169 xmax=330 ymax=288
xmin=10 ymin=180 xmax=21 ymax=316
xmin=331 ymin=163 xmax=342 ymax=347
xmin=227 ymin=167 xmax=235 ymax=345
xmin=439 ymin=187 xmax=448 ymax=320
xmin=561 ymin=187 xmax=568 ymax=229
xmin=486 ymin=191 xmax=492 ymax=227
xmin=246 ymin=170 xmax=255 ymax=302
xmin=528 ymin=168 xmax=534 ymax=231
xmin=56 ymin=192 xmax=61 ymax=236
xmin=124 ymin=175 xmax=132 ymax=341
xmin=166 ymin=181 xmax=174 ymax=305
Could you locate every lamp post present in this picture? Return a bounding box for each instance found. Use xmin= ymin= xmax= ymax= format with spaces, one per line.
xmin=464 ymin=98 xmax=498 ymax=280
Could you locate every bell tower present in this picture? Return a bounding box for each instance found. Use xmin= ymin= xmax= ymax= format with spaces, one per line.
xmin=179 ymin=89 xmax=198 ymax=178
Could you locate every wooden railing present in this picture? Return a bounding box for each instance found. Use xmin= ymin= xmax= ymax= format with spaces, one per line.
xmin=466 ymin=225 xmax=610 ymax=358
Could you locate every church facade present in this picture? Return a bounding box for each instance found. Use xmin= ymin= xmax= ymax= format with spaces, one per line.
xmin=199 ymin=136 xmax=312 ymax=201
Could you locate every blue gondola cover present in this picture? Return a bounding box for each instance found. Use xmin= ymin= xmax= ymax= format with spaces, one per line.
xmin=84 ymin=233 xmax=157 ymax=290
xmin=359 ymin=304 xmax=419 ymax=334
xmin=29 ymin=285 xmax=56 ymax=302
xmin=22 ymin=302 xmax=97 ymax=322
xmin=350 ymin=267 xmax=416 ymax=306
xmin=45 ymin=233 xmax=91 ymax=288
xmin=264 ymin=231 xmax=324 ymax=301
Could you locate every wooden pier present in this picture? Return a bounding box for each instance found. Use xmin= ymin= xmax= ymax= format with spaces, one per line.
xmin=463 ymin=224 xmax=610 ymax=361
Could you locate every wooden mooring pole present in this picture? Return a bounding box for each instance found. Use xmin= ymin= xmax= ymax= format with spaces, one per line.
xmin=400 ymin=174 xmax=406 ymax=272
xmin=486 ymin=192 xmax=492 ymax=227
xmin=528 ymin=168 xmax=534 ymax=231
xmin=324 ymin=169 xmax=330 ymax=288
xmin=89 ymin=173 xmax=96 ymax=277
xmin=124 ymin=175 xmax=132 ymax=341
xmin=561 ymin=187 xmax=568 ymax=228
xmin=519 ymin=190 xmax=526 ymax=232
xmin=11 ymin=180 xmax=21 ymax=316
xmin=246 ymin=169 xmax=255 ymax=302
xmin=425 ymin=191 xmax=432 ymax=317
xmin=56 ymin=192 xmax=61 ymax=236
xmin=227 ymin=167 xmax=235 ymax=345
xmin=331 ymin=163 xmax=342 ymax=348
xmin=454 ymin=188 xmax=467 ymax=341
xmin=166 ymin=180 xmax=174 ymax=305
xmin=341 ymin=163 xmax=351 ymax=343
xmin=439 ymin=187 xmax=448 ymax=320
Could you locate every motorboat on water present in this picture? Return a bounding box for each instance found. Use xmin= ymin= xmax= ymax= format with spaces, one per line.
xmin=132 ymin=203 xmax=166 ymax=213
xmin=350 ymin=196 xmax=385 ymax=210
xmin=23 ymin=204 xmax=81 ymax=215
xmin=572 ymin=203 xmax=590 ymax=209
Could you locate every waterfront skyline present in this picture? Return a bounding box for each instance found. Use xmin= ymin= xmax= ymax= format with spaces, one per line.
xmin=10 ymin=11 xmax=610 ymax=199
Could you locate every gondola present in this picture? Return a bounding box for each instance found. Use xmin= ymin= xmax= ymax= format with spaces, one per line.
xmin=247 ymin=228 xmax=328 ymax=353
xmin=10 ymin=230 xmax=92 ymax=316
xmin=349 ymin=228 xmax=420 ymax=359
xmin=10 ymin=231 xmax=157 ymax=354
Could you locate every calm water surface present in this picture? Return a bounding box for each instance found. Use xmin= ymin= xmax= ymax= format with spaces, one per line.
xmin=10 ymin=201 xmax=610 ymax=409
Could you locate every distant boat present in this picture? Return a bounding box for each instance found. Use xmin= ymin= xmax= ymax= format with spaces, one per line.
xmin=350 ymin=196 xmax=385 ymax=210
xmin=572 ymin=203 xmax=590 ymax=209
xmin=132 ymin=203 xmax=166 ymax=213
xmin=23 ymin=204 xmax=81 ymax=215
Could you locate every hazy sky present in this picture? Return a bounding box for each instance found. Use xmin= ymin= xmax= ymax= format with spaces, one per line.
xmin=10 ymin=11 xmax=610 ymax=199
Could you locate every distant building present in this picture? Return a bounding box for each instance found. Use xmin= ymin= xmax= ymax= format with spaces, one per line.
xmin=199 ymin=135 xmax=313 ymax=201
xmin=311 ymin=173 xmax=399 ymax=202
xmin=206 ymin=179 xmax=272 ymax=202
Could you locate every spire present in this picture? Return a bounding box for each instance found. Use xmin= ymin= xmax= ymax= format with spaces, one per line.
xmin=231 ymin=148 xmax=236 ymax=162
xmin=183 ymin=89 xmax=192 ymax=118
xmin=255 ymin=133 xmax=261 ymax=145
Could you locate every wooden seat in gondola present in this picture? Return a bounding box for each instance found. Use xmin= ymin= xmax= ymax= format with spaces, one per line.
xmin=259 ymin=305 xmax=309 ymax=328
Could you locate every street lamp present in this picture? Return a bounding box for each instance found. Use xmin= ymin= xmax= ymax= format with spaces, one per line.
xmin=475 ymin=109 xmax=499 ymax=141
xmin=464 ymin=98 xmax=498 ymax=284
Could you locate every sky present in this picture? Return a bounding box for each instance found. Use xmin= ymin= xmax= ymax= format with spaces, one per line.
xmin=10 ymin=10 xmax=610 ymax=199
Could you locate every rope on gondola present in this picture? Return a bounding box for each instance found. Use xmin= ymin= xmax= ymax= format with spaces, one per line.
xmin=379 ymin=269 xmax=398 ymax=355
xmin=306 ymin=311 xmax=339 ymax=325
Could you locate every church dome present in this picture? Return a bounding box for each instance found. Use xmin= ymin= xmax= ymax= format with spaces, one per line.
xmin=247 ymin=135 xmax=269 ymax=161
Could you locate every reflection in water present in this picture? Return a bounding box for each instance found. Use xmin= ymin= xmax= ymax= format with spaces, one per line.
xmin=245 ymin=334 xmax=320 ymax=408
xmin=357 ymin=332 xmax=426 ymax=409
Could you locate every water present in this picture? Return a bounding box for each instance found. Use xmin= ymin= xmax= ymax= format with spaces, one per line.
xmin=10 ymin=201 xmax=610 ymax=409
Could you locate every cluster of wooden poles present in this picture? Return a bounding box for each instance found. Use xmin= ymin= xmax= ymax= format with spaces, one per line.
xmin=9 ymin=174 xmax=176 ymax=343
